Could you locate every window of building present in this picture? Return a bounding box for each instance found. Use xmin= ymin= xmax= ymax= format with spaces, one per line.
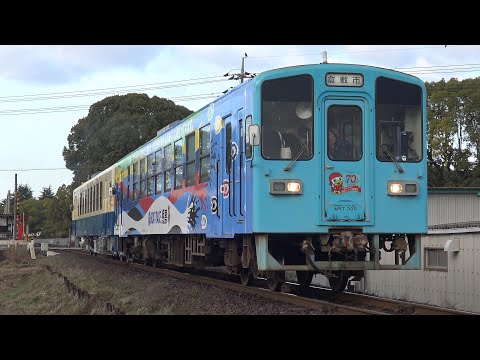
xmin=425 ymin=248 xmax=448 ymax=271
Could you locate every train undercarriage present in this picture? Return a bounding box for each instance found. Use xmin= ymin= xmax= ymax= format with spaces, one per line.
xmin=78 ymin=230 xmax=419 ymax=294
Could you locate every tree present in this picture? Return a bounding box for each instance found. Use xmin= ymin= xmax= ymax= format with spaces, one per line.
xmin=39 ymin=185 xmax=54 ymax=200
xmin=62 ymin=93 xmax=193 ymax=188
xmin=426 ymin=77 xmax=480 ymax=187
xmin=17 ymin=184 xmax=33 ymax=201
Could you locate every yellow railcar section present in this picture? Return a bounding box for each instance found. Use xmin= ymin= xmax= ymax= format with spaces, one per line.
xmin=72 ymin=165 xmax=116 ymax=221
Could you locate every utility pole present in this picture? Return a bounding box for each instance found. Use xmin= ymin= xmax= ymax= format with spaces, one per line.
xmin=223 ymin=53 xmax=256 ymax=86
xmin=240 ymin=53 xmax=247 ymax=83
xmin=13 ymin=174 xmax=17 ymax=241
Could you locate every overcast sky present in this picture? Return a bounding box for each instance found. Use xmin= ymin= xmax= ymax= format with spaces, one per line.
xmin=1 ymin=44 xmax=479 ymax=200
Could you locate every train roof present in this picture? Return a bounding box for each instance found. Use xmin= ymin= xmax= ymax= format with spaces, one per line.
xmin=253 ymin=62 xmax=426 ymax=86
xmin=74 ymin=164 xmax=115 ymax=193
xmin=107 ymin=62 xmax=427 ymax=170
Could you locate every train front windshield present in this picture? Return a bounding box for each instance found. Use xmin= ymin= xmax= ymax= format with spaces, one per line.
xmin=376 ymin=77 xmax=423 ymax=162
xmin=261 ymin=75 xmax=314 ymax=160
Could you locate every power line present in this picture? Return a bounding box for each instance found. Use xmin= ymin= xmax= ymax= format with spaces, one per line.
xmin=0 ymin=75 xmax=226 ymax=103
xmin=246 ymin=46 xmax=451 ymax=59
xmin=0 ymin=92 xmax=224 ymax=116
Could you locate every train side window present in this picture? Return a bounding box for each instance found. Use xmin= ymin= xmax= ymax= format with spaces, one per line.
xmin=164 ymin=144 xmax=172 ymax=192
xmin=126 ymin=166 xmax=130 ymax=202
xmin=88 ymin=187 xmax=92 ymax=213
xmin=186 ymin=132 xmax=196 ymax=187
xmin=226 ymin=123 xmax=232 ymax=174
xmin=239 ymin=119 xmax=244 ymax=157
xmin=174 ymin=139 xmax=183 ymax=190
xmin=155 ymin=149 xmax=163 ymax=194
xmin=147 ymin=154 xmax=154 ymax=196
xmin=199 ymin=124 xmax=210 ymax=183
xmin=140 ymin=158 xmax=146 ymax=198
xmin=99 ymin=181 xmax=103 ymax=210
xmin=96 ymin=183 xmax=99 ymax=211
xmin=245 ymin=115 xmax=252 ymax=159
xmin=132 ymin=162 xmax=138 ymax=200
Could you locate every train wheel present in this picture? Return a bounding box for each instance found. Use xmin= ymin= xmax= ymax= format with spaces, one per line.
xmin=240 ymin=268 xmax=253 ymax=286
xmin=328 ymin=271 xmax=349 ymax=294
xmin=266 ymin=271 xmax=284 ymax=292
xmin=296 ymin=271 xmax=314 ymax=289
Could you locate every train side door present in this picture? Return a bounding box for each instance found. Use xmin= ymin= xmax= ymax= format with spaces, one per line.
xmin=322 ymin=98 xmax=370 ymax=223
xmin=221 ymin=115 xmax=234 ymax=236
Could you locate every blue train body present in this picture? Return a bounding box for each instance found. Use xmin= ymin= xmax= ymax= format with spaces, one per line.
xmin=73 ymin=63 xmax=427 ymax=292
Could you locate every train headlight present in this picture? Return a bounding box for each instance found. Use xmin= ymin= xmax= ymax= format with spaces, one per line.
xmin=287 ymin=182 xmax=302 ymax=192
xmin=389 ymin=183 xmax=403 ymax=194
xmin=270 ymin=180 xmax=303 ymax=195
xmin=388 ymin=181 xmax=418 ymax=196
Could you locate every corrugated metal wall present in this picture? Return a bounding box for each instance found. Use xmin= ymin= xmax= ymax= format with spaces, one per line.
xmin=365 ymin=232 xmax=480 ymax=313
xmin=428 ymin=193 xmax=480 ymax=226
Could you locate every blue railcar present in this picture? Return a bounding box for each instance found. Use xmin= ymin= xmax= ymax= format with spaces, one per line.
xmin=72 ymin=165 xmax=117 ymax=254
xmin=73 ymin=62 xmax=427 ymax=292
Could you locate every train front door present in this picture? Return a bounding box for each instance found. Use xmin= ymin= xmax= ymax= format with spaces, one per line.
xmin=321 ymin=98 xmax=371 ymax=224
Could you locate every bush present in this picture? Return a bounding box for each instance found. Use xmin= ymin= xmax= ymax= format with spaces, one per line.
xmin=1 ymin=245 xmax=32 ymax=265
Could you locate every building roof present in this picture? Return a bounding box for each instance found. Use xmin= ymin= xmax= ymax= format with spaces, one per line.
xmin=428 ymin=187 xmax=480 ymax=194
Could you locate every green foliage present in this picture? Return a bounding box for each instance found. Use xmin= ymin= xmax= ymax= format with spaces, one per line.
xmin=19 ymin=184 xmax=72 ymax=238
xmin=17 ymin=184 xmax=33 ymax=201
xmin=426 ymin=77 xmax=480 ymax=187
xmin=62 ymin=93 xmax=193 ymax=188
xmin=39 ymin=186 xmax=54 ymax=200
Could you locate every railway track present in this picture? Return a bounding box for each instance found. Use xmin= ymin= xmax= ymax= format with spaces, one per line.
xmin=57 ymin=248 xmax=473 ymax=315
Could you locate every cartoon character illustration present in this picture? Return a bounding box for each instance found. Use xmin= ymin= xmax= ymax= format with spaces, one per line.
xmin=329 ymin=172 xmax=344 ymax=194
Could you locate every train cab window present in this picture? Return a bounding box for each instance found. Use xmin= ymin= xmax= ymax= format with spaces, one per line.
xmin=376 ymin=77 xmax=422 ymax=162
xmin=155 ymin=149 xmax=163 ymax=194
xmin=199 ymin=124 xmax=210 ymax=183
xmin=327 ymin=105 xmax=362 ymax=161
xmin=164 ymin=144 xmax=172 ymax=192
xmin=261 ymin=74 xmax=313 ymax=160
xmin=186 ymin=132 xmax=196 ymax=187
xmin=174 ymin=139 xmax=183 ymax=190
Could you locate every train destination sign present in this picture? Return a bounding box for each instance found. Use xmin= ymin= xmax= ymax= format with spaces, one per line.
xmin=325 ymin=73 xmax=364 ymax=87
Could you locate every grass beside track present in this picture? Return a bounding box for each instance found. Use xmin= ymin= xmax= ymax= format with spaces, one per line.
xmin=0 ymin=247 xmax=110 ymax=315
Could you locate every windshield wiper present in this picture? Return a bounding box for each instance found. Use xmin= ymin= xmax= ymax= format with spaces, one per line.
xmin=382 ymin=144 xmax=404 ymax=173
xmin=284 ymin=144 xmax=308 ymax=172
